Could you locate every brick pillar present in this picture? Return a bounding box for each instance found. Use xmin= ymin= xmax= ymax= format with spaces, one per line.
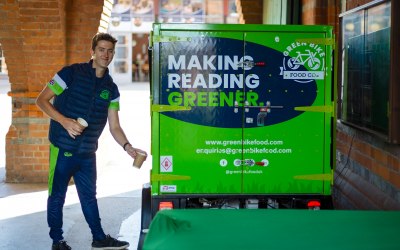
xmin=65 ymin=0 xmax=111 ymax=64
xmin=0 ymin=0 xmax=66 ymax=182
xmin=0 ymin=0 xmax=111 ymax=183
xmin=302 ymin=0 xmax=339 ymax=26
xmin=236 ymin=0 xmax=263 ymax=24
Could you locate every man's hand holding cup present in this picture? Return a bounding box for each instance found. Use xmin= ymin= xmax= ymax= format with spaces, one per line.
xmin=124 ymin=143 xmax=147 ymax=169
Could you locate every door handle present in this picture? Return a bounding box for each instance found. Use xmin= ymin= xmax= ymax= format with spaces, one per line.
xmin=244 ymin=160 xmax=268 ymax=167
xmin=244 ymin=159 xmax=255 ymax=166
xmin=234 ymin=159 xmax=269 ymax=167
xmin=234 ymin=101 xmax=283 ymax=113
xmin=237 ymin=61 xmax=266 ymax=69
xmin=234 ymin=159 xmax=255 ymax=166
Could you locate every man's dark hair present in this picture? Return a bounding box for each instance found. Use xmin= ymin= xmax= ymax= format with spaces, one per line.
xmin=91 ymin=33 xmax=118 ymax=50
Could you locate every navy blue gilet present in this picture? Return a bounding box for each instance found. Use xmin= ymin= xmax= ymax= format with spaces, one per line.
xmin=49 ymin=60 xmax=119 ymax=154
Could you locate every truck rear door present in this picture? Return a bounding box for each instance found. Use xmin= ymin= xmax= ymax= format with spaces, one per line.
xmin=241 ymin=31 xmax=332 ymax=195
xmin=153 ymin=29 xmax=246 ymax=194
xmin=151 ymin=24 xmax=333 ymax=196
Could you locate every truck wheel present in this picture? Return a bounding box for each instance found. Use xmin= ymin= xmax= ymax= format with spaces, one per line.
xmin=137 ymin=183 xmax=151 ymax=250
xmin=322 ymin=196 xmax=334 ymax=209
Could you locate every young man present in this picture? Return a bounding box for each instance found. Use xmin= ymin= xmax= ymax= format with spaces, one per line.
xmin=36 ymin=33 xmax=146 ymax=250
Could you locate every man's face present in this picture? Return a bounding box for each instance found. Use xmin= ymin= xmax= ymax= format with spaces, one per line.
xmin=91 ymin=40 xmax=115 ymax=69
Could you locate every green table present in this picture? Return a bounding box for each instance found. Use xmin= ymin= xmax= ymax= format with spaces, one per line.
xmin=143 ymin=209 xmax=400 ymax=250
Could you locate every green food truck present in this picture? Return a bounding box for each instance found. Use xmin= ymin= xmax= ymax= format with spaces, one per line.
xmin=140 ymin=23 xmax=336 ymax=247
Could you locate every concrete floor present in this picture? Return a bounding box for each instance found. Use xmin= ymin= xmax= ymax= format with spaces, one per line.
xmin=0 ymin=79 xmax=151 ymax=250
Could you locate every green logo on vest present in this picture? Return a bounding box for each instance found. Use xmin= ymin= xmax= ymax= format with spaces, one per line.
xmin=64 ymin=152 xmax=73 ymax=157
xmin=100 ymin=90 xmax=110 ymax=100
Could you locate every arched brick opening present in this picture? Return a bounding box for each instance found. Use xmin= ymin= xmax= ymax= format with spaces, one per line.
xmin=2 ymin=0 xmax=396 ymax=210
xmin=0 ymin=0 xmax=256 ymax=183
xmin=0 ymin=0 xmax=112 ymax=182
xmin=0 ymin=0 xmax=263 ymax=183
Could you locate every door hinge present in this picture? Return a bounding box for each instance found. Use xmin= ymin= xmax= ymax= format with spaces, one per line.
xmin=295 ymin=38 xmax=335 ymax=46
xmin=151 ymin=174 xmax=191 ymax=181
xmin=293 ymin=172 xmax=333 ymax=184
xmin=151 ymin=105 xmax=191 ymax=112
xmin=294 ymin=104 xmax=334 ymax=117
xmin=153 ymin=35 xmax=191 ymax=43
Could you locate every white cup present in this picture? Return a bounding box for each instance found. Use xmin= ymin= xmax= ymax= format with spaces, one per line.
xmin=77 ymin=117 xmax=88 ymax=128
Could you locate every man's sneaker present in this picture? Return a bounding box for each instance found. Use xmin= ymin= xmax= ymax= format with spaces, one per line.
xmin=52 ymin=240 xmax=71 ymax=250
xmin=91 ymin=235 xmax=129 ymax=250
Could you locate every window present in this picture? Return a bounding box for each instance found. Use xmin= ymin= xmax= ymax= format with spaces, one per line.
xmin=0 ymin=43 xmax=7 ymax=74
xmin=111 ymin=0 xmax=238 ymax=24
xmin=339 ymin=1 xmax=398 ymax=142
xmin=112 ymin=35 xmax=130 ymax=74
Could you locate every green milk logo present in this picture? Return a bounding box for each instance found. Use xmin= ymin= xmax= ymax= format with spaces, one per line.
xmin=100 ymin=90 xmax=110 ymax=100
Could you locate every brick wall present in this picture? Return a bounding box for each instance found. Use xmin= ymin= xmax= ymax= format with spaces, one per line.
xmin=334 ymin=0 xmax=400 ymax=209
xmin=65 ymin=0 xmax=111 ymax=64
xmin=236 ymin=0 xmax=263 ymax=24
xmin=300 ymin=0 xmax=400 ymax=210
xmin=335 ymin=123 xmax=400 ymax=209
xmin=0 ymin=0 xmax=66 ymax=182
xmin=301 ymin=0 xmax=339 ymax=37
xmin=0 ymin=0 xmax=111 ymax=182
xmin=345 ymin=0 xmax=371 ymax=9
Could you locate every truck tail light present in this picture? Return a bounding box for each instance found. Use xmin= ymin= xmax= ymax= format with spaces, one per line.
xmin=307 ymin=200 xmax=321 ymax=210
xmin=159 ymin=201 xmax=174 ymax=211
